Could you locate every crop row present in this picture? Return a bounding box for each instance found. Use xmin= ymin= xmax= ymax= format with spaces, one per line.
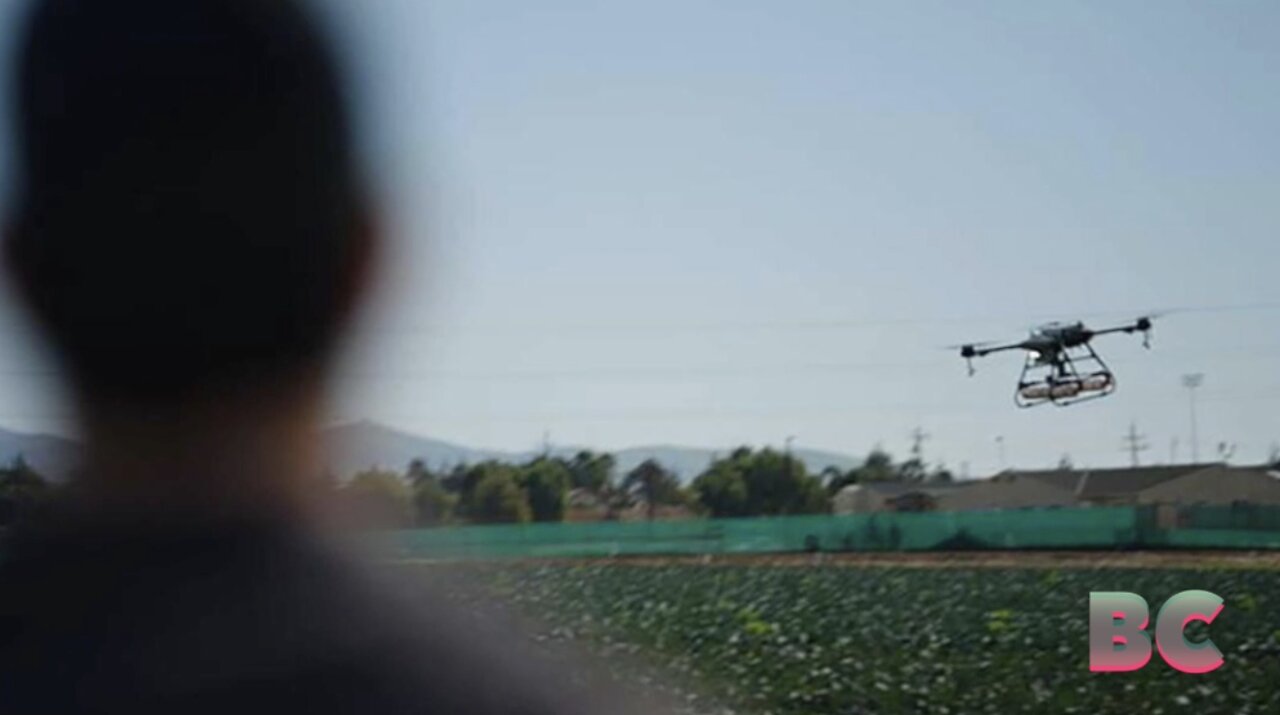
xmin=482 ymin=564 xmax=1280 ymax=714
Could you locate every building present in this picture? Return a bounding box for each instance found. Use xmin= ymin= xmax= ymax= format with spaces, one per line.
xmin=993 ymin=464 xmax=1216 ymax=506
xmin=833 ymin=482 xmax=962 ymax=515
xmin=984 ymin=463 xmax=1280 ymax=508
xmin=836 ymin=464 xmax=1280 ymax=514
xmin=565 ymin=487 xmax=610 ymax=522
xmin=934 ymin=476 xmax=1077 ymax=511
xmin=1136 ymin=465 xmax=1280 ymax=506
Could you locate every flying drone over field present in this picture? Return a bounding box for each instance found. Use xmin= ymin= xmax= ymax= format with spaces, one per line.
xmin=953 ymin=316 xmax=1156 ymax=407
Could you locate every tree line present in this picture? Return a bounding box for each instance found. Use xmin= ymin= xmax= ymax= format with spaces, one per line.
xmin=0 ymin=446 xmax=964 ymax=530
xmin=339 ymin=445 xmax=956 ymax=527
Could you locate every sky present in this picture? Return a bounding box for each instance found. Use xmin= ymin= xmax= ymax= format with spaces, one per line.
xmin=0 ymin=0 xmax=1277 ymax=476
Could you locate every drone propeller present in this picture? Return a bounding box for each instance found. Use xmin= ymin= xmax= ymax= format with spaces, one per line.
xmin=1137 ymin=316 xmax=1153 ymax=349
xmin=1126 ymin=313 xmax=1163 ymax=348
xmin=1088 ymin=313 xmax=1161 ymax=348
xmin=941 ymin=341 xmax=1007 ymax=376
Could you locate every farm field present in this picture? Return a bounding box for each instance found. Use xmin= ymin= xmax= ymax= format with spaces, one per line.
xmin=443 ymin=556 xmax=1280 ymax=715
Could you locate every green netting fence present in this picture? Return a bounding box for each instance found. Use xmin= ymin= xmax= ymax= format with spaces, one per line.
xmin=383 ymin=503 xmax=1280 ymax=560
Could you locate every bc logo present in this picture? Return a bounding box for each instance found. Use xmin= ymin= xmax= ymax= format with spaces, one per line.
xmin=1089 ymin=591 xmax=1224 ymax=674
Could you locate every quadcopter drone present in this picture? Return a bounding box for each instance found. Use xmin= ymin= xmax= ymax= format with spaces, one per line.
xmin=954 ymin=316 xmax=1154 ymax=407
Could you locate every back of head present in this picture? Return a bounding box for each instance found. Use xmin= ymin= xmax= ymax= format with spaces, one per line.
xmin=7 ymin=0 xmax=363 ymax=405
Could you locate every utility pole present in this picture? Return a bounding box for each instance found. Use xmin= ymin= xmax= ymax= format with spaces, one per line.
xmin=1217 ymin=442 xmax=1236 ymax=462
xmin=1170 ymin=437 xmax=1179 ymax=465
xmin=1182 ymin=373 xmax=1204 ymax=463
xmin=909 ymin=427 xmax=930 ymax=463
xmin=907 ymin=427 xmax=930 ymax=481
xmin=1122 ymin=421 xmax=1150 ymax=467
xmin=995 ymin=435 xmax=1007 ymax=471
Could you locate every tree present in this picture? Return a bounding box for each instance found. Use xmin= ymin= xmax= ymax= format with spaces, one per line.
xmin=1057 ymin=454 xmax=1074 ymax=471
xmin=620 ymin=459 xmax=683 ymax=520
xmin=691 ymin=460 xmax=749 ymax=517
xmin=821 ymin=465 xmax=855 ymax=495
xmin=404 ymin=460 xmax=455 ymax=526
xmin=896 ymin=458 xmax=927 ymax=483
xmin=744 ymin=448 xmax=827 ymax=514
xmin=469 ymin=469 xmax=531 ymax=524
xmin=926 ymin=466 xmax=955 ymax=483
xmin=344 ymin=468 xmax=414 ymax=527
xmin=413 ymin=478 xmax=455 ymax=526
xmin=454 ymin=461 xmax=524 ymax=522
xmin=564 ymin=450 xmax=615 ymax=492
xmin=0 ymin=455 xmax=44 ymax=492
xmin=519 ymin=458 xmax=571 ymax=522
xmin=404 ymin=458 xmax=457 ymax=525
xmin=440 ymin=463 xmax=474 ymax=495
xmin=859 ymin=447 xmax=898 ymax=482
xmin=406 ymin=458 xmax=435 ymax=488
xmin=693 ymin=447 xmax=828 ymax=517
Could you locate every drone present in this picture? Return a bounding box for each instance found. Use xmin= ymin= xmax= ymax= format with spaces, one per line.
xmin=954 ymin=316 xmax=1155 ymax=407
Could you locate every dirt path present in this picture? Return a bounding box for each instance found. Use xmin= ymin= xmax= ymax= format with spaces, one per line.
xmin=466 ymin=550 xmax=1280 ymax=570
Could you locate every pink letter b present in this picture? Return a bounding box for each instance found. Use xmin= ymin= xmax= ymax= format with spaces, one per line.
xmin=1089 ymin=592 xmax=1152 ymax=672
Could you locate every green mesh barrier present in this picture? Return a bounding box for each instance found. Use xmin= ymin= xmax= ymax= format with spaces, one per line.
xmin=382 ymin=505 xmax=1262 ymax=560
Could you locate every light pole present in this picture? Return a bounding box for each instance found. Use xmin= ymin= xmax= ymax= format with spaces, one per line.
xmin=1182 ymin=373 xmax=1204 ymax=463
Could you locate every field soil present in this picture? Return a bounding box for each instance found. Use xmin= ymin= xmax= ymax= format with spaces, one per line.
xmin=485 ymin=549 xmax=1280 ymax=570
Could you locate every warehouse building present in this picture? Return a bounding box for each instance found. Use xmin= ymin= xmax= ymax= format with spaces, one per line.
xmin=834 ymin=463 xmax=1280 ymax=514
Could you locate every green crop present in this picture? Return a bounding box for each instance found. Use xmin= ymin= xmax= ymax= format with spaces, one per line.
xmin=476 ymin=564 xmax=1280 ymax=714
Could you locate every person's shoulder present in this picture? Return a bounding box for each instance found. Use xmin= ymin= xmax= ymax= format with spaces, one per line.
xmin=0 ymin=516 xmax=615 ymax=714
xmin=312 ymin=552 xmax=616 ymax=715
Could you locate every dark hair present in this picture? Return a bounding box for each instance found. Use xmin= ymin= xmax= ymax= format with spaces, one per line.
xmin=6 ymin=0 xmax=363 ymax=403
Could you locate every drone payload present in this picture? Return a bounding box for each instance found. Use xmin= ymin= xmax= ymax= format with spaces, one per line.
xmin=955 ymin=316 xmax=1154 ymax=408
xmin=1017 ymin=373 xmax=1112 ymax=402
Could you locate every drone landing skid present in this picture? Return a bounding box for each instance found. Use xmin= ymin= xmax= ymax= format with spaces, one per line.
xmin=1014 ymin=344 xmax=1116 ymax=408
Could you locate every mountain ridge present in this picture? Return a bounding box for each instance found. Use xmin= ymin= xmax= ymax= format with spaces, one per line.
xmin=0 ymin=420 xmax=863 ymax=483
xmin=323 ymin=420 xmax=863 ymax=480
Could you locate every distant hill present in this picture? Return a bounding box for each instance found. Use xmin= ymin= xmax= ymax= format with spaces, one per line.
xmin=0 ymin=426 xmax=81 ymax=482
xmin=321 ymin=421 xmax=517 ymax=476
xmin=322 ymin=421 xmax=862 ymax=481
xmin=0 ymin=420 xmax=862 ymax=485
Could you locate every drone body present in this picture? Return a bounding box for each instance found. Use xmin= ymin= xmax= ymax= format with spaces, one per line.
xmin=957 ymin=317 xmax=1154 ymax=407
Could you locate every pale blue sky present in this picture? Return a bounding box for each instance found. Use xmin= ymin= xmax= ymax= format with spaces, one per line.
xmin=1 ymin=1 xmax=1278 ymax=475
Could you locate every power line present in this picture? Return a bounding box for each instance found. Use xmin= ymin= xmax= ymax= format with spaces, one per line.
xmin=4 ymin=380 xmax=1280 ymax=428
xmin=320 ymin=344 xmax=1280 ymax=381
xmin=0 ymin=345 xmax=1277 ymax=384
xmin=345 ymin=300 xmax=1280 ymax=337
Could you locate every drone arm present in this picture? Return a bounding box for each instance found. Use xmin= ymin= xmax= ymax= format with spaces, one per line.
xmin=1091 ymin=318 xmax=1154 ymax=348
xmin=1089 ymin=326 xmax=1135 ymax=337
xmin=971 ymin=342 xmax=1026 ymax=357
xmin=959 ymin=342 xmax=1024 ymax=376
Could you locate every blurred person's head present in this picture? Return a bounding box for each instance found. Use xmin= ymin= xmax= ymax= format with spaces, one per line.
xmin=5 ymin=0 xmax=371 ymax=416
xmin=2 ymin=0 xmax=373 ymax=512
